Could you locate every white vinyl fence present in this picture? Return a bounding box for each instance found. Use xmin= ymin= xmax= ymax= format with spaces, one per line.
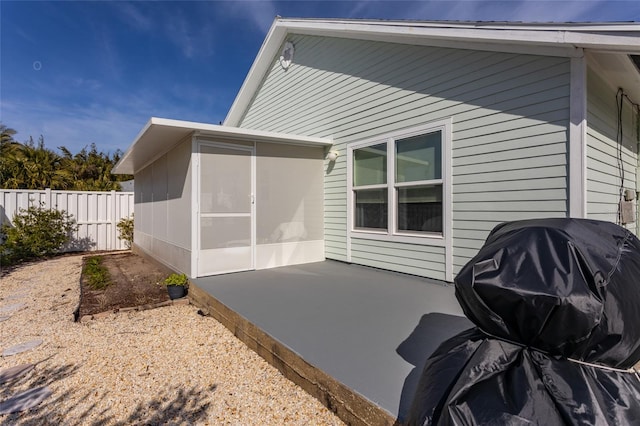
xmin=0 ymin=189 xmax=134 ymax=252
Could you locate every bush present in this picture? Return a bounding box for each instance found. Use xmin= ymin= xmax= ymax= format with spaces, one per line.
xmin=83 ymin=256 xmax=111 ymax=290
xmin=0 ymin=202 xmax=77 ymax=265
xmin=164 ymin=273 xmax=188 ymax=286
xmin=117 ymin=214 xmax=134 ymax=249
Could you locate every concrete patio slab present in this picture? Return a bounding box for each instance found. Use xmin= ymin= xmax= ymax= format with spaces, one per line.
xmin=192 ymin=260 xmax=472 ymax=424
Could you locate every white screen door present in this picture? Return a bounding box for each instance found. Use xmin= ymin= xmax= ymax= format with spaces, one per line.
xmin=198 ymin=143 xmax=254 ymax=276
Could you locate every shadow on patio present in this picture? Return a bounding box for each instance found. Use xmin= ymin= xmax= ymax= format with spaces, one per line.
xmin=191 ymin=260 xmax=472 ymax=425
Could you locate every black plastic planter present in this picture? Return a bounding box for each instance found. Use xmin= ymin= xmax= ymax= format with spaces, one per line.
xmin=166 ymin=285 xmax=186 ymax=300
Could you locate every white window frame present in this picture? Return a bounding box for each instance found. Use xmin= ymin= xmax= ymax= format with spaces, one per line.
xmin=347 ymin=119 xmax=452 ymax=253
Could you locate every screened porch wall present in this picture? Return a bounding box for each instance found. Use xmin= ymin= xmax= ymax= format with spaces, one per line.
xmin=255 ymin=142 xmax=325 ymax=269
xmin=134 ymin=137 xmax=192 ymax=275
xmin=194 ymin=138 xmax=326 ymax=274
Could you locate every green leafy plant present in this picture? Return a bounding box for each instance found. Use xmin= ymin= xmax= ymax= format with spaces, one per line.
xmin=117 ymin=214 xmax=134 ymax=249
xmin=0 ymin=202 xmax=77 ymax=265
xmin=83 ymin=256 xmax=111 ymax=290
xmin=163 ymin=273 xmax=188 ymax=286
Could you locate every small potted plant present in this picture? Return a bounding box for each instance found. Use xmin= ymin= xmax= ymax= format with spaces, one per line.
xmin=164 ymin=273 xmax=188 ymax=300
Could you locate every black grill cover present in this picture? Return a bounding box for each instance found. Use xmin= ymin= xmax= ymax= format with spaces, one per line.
xmin=408 ymin=218 xmax=640 ymax=425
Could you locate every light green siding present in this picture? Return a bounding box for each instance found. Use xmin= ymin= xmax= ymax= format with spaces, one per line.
xmin=586 ymin=68 xmax=639 ymax=234
xmin=351 ymin=238 xmax=446 ymax=280
xmin=240 ymin=35 xmax=571 ymax=280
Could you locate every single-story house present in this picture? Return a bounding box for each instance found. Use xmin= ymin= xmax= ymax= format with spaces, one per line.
xmin=113 ymin=18 xmax=640 ymax=281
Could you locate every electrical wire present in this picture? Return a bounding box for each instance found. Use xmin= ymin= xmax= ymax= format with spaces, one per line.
xmin=617 ymin=88 xmax=624 ymax=225
xmin=615 ymin=89 xmax=640 ymax=226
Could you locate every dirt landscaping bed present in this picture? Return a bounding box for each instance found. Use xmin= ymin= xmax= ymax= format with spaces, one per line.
xmin=76 ymin=252 xmax=172 ymax=318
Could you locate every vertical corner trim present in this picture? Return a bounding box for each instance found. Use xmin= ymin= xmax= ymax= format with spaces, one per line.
xmin=190 ymin=135 xmax=200 ymax=278
xmin=443 ymin=118 xmax=454 ymax=282
xmin=569 ymin=54 xmax=587 ymax=218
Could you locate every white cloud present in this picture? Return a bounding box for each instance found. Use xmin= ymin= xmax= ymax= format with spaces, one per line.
xmin=166 ymin=10 xmax=198 ymax=58
xmin=117 ymin=2 xmax=153 ymax=31
xmin=2 ymin=98 xmax=145 ymax=153
xmin=2 ymin=76 xmax=228 ymax=155
xmin=219 ymin=0 xmax=278 ymax=34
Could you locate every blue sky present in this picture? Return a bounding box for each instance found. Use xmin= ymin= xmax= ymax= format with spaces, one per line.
xmin=1 ymin=1 xmax=639 ymax=155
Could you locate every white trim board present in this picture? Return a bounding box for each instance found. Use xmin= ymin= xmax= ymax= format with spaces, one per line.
xmin=569 ymin=54 xmax=587 ymax=218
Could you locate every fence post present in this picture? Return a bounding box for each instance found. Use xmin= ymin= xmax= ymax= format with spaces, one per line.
xmin=45 ymin=188 xmax=52 ymax=209
xmin=110 ymin=190 xmax=116 ymax=250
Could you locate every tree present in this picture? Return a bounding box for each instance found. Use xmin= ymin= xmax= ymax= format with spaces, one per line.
xmin=0 ymin=124 xmax=21 ymax=185
xmin=2 ymin=136 xmax=72 ymax=190
xmin=59 ymin=143 xmax=125 ymax=191
xmin=0 ymin=125 xmax=132 ymax=191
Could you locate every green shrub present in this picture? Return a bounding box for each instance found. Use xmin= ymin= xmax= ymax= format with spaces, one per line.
xmin=83 ymin=256 xmax=111 ymax=290
xmin=0 ymin=202 xmax=77 ymax=265
xmin=117 ymin=214 xmax=134 ymax=249
xmin=164 ymin=273 xmax=188 ymax=286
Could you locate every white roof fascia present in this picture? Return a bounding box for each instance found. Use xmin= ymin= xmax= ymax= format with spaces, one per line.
xmin=152 ymin=117 xmax=331 ymax=144
xmin=113 ymin=117 xmax=332 ymax=175
xmin=224 ymin=18 xmax=640 ymax=127
xmin=282 ymin=18 xmax=640 ymax=32
xmin=281 ymin=19 xmax=640 ymax=53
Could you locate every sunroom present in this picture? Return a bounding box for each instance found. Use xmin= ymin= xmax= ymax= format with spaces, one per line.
xmin=113 ymin=117 xmax=332 ymax=278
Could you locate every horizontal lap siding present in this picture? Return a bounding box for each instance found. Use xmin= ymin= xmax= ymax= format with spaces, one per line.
xmin=586 ymin=68 xmax=638 ymax=233
xmin=350 ymin=238 xmax=446 ymax=281
xmin=240 ymin=35 xmax=570 ymax=280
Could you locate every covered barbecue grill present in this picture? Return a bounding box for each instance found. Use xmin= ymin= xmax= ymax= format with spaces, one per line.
xmin=409 ymin=218 xmax=640 ymax=425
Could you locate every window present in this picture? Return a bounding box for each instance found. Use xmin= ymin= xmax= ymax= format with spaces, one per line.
xmin=349 ymin=121 xmax=450 ymax=241
xmin=395 ymin=132 xmax=442 ymax=234
xmin=353 ymin=143 xmax=387 ymax=230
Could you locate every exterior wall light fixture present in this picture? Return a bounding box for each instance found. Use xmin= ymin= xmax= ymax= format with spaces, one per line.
xmin=326 ymin=150 xmax=340 ymax=161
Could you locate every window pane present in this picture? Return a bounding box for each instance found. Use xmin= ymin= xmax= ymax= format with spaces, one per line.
xmin=354 ymin=143 xmax=387 ymax=186
xmin=396 ymin=131 xmax=441 ymax=183
xmin=354 ymin=188 xmax=387 ymax=230
xmin=397 ymin=185 xmax=442 ymax=233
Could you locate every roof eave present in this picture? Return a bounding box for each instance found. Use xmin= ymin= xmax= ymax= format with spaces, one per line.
xmin=113 ymin=117 xmax=332 ymax=175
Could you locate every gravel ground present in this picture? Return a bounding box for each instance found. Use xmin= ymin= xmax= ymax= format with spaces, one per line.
xmin=0 ymin=254 xmax=344 ymax=425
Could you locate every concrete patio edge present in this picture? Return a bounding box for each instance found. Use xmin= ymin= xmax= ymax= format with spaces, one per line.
xmin=188 ymin=282 xmax=398 ymax=426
